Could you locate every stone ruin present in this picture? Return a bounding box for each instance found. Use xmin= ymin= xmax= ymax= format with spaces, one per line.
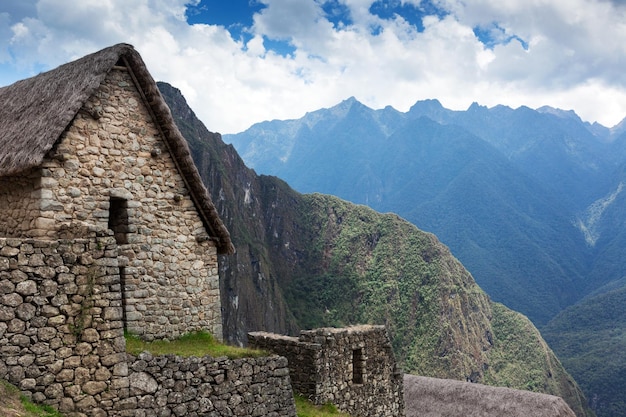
xmin=249 ymin=325 xmax=405 ymax=417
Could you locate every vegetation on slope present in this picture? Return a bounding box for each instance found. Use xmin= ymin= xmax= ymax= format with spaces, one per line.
xmin=158 ymin=82 xmax=592 ymax=417
xmin=283 ymin=194 xmax=592 ymax=417
xmin=282 ymin=193 xmax=493 ymax=380
xmin=484 ymin=304 xmax=592 ymax=416
xmin=0 ymin=380 xmax=64 ymax=417
xmin=542 ymin=285 xmax=626 ymax=417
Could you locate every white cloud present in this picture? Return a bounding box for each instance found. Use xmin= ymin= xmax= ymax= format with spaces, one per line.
xmin=0 ymin=0 xmax=625 ymax=133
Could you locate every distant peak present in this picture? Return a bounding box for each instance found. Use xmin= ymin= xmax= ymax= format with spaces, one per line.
xmin=467 ymin=102 xmax=487 ymax=111
xmin=327 ymin=96 xmax=371 ymax=116
xmin=409 ymin=99 xmax=443 ymax=112
xmin=536 ymin=105 xmax=582 ymax=122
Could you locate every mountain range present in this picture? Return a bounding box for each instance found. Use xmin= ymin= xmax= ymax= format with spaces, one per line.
xmin=224 ymin=97 xmax=626 ymax=417
xmin=226 ymin=97 xmax=626 ymax=325
xmin=157 ymin=82 xmax=593 ymax=417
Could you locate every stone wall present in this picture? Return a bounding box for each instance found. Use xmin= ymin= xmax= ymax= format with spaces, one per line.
xmin=0 ymin=234 xmax=128 ymax=416
xmin=0 ymin=170 xmax=38 ymax=238
xmin=0 ymin=235 xmax=297 ymax=417
xmin=0 ymin=66 xmax=222 ymax=341
xmin=249 ymin=325 xmax=405 ymax=417
xmin=122 ymin=352 xmax=296 ymax=417
xmin=245 ymin=332 xmax=318 ymax=398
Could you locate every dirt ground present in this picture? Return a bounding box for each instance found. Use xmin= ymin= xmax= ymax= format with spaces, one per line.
xmin=0 ymin=380 xmax=41 ymax=417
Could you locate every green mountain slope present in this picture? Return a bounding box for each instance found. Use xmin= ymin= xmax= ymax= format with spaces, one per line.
xmin=226 ymin=101 xmax=592 ymax=325
xmin=542 ymin=285 xmax=626 ymax=417
xmin=158 ymin=82 xmax=592 ymax=417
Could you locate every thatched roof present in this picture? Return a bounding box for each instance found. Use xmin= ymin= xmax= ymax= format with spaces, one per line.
xmin=404 ymin=375 xmax=576 ymax=417
xmin=0 ymin=43 xmax=234 ymax=254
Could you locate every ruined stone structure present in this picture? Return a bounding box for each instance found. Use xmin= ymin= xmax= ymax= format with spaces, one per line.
xmin=248 ymin=325 xmax=405 ymax=417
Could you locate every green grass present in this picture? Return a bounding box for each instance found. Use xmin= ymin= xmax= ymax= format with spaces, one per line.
xmin=0 ymin=379 xmax=65 ymax=417
xmin=22 ymin=401 xmax=65 ymax=417
xmin=294 ymin=395 xmax=351 ymax=417
xmin=125 ymin=331 xmax=268 ymax=359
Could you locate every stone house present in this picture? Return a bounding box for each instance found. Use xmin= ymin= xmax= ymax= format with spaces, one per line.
xmin=0 ymin=43 xmax=234 ymax=341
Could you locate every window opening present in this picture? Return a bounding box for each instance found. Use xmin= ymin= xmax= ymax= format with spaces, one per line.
xmin=108 ymin=197 xmax=129 ymax=244
xmin=352 ymin=348 xmax=365 ymax=384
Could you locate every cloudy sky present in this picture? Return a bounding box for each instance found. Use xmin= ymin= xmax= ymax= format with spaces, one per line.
xmin=1 ymin=0 xmax=626 ymax=134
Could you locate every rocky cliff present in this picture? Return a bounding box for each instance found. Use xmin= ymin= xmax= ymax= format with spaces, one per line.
xmin=157 ymin=82 xmax=593 ymax=417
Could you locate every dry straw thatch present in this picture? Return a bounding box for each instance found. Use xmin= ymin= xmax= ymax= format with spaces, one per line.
xmin=404 ymin=374 xmax=576 ymax=417
xmin=0 ymin=43 xmax=234 ymax=254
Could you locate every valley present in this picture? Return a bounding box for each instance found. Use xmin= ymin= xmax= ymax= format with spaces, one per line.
xmin=224 ymin=96 xmax=626 ymax=417
xmin=159 ymin=82 xmax=596 ymax=417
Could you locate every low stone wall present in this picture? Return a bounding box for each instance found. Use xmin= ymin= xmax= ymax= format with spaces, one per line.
xmin=121 ymin=352 xmax=296 ymax=417
xmin=249 ymin=325 xmax=405 ymax=417
xmin=0 ymin=235 xmax=128 ymax=416
xmin=245 ymin=332 xmax=319 ymax=398
xmin=0 ymin=235 xmax=297 ymax=417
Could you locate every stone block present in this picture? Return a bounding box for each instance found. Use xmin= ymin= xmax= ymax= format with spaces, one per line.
xmin=83 ymin=381 xmax=108 ymax=395
xmin=129 ymin=371 xmax=159 ymax=394
xmin=16 ymin=280 xmax=37 ymax=295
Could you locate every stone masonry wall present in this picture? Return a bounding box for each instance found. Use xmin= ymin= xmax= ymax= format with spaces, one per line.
xmin=122 ymin=352 xmax=296 ymax=417
xmin=245 ymin=332 xmax=319 ymax=399
xmin=4 ymin=66 xmax=222 ymax=340
xmin=0 ymin=170 xmax=39 ymax=238
xmin=0 ymin=235 xmax=297 ymax=417
xmin=249 ymin=325 xmax=405 ymax=417
xmin=0 ymin=234 xmax=128 ymax=417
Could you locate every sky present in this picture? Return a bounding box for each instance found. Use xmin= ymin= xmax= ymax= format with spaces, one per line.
xmin=1 ymin=0 xmax=626 ymax=134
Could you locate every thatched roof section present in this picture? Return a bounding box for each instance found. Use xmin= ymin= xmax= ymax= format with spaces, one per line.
xmin=404 ymin=375 xmax=576 ymax=417
xmin=0 ymin=43 xmax=234 ymax=254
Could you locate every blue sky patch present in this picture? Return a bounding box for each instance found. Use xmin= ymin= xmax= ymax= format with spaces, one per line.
xmin=321 ymin=0 xmax=353 ymax=29
xmin=473 ymin=23 xmax=529 ymax=50
xmin=262 ymin=37 xmax=297 ymax=57
xmin=186 ymin=0 xmax=266 ymax=40
xmin=369 ymin=0 xmax=448 ymax=32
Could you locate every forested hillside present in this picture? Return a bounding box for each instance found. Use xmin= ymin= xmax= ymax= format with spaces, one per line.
xmin=158 ymin=82 xmax=593 ymax=417
xmin=543 ymin=285 xmax=626 ymax=417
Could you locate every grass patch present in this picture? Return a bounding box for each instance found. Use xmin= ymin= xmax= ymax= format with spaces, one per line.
xmin=22 ymin=401 xmax=65 ymax=417
xmin=294 ymin=395 xmax=351 ymax=417
xmin=125 ymin=331 xmax=267 ymax=359
xmin=0 ymin=379 xmax=64 ymax=417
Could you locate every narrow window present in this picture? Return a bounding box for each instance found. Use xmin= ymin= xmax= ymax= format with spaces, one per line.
xmin=108 ymin=197 xmax=129 ymax=244
xmin=119 ymin=266 xmax=128 ymax=331
xmin=352 ymin=348 xmax=365 ymax=384
xmin=109 ymin=197 xmax=129 ymax=330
